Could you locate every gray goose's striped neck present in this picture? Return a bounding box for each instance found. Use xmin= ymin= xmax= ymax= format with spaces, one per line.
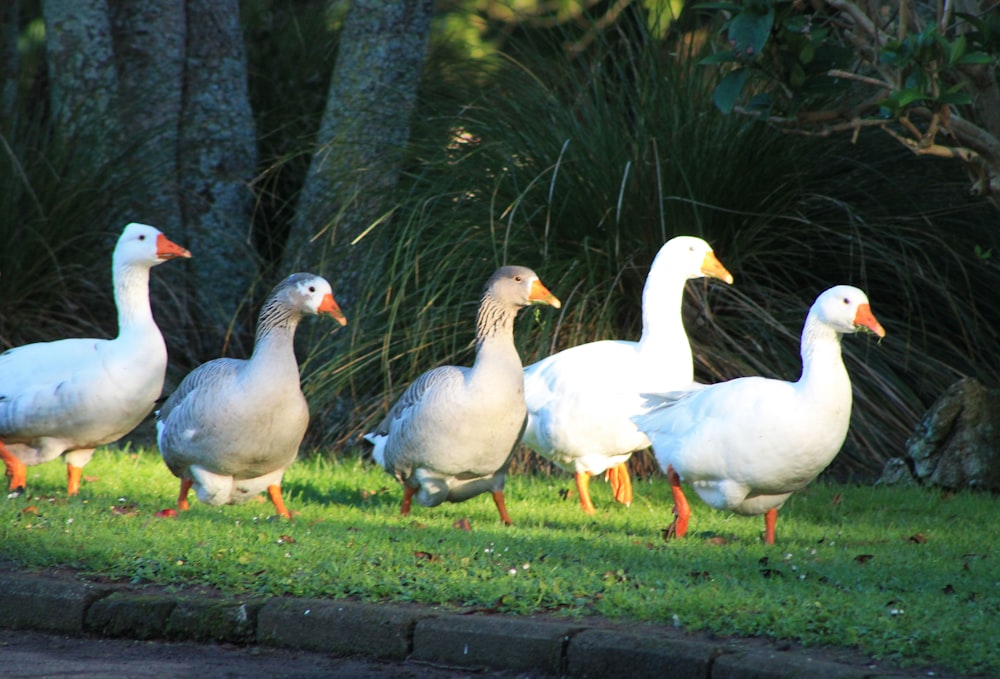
xmin=474 ymin=289 xmax=518 ymax=350
xmin=252 ymin=293 xmax=302 ymax=355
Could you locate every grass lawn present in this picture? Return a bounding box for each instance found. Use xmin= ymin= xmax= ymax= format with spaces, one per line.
xmin=1 ymin=447 xmax=996 ymax=676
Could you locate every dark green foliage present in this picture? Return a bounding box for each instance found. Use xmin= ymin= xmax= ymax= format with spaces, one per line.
xmin=300 ymin=11 xmax=1000 ymax=479
xmin=0 ymin=108 xmax=140 ymax=348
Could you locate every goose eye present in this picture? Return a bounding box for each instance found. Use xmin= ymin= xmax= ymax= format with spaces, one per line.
xmin=308 ymin=286 xmax=316 ymax=293
xmin=842 ymin=297 xmax=851 ymax=305
xmin=138 ymin=234 xmax=146 ymax=241
xmin=514 ymin=276 xmax=522 ymax=282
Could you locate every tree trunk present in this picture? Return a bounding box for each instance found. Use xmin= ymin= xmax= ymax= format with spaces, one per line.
xmin=41 ymin=0 xmax=120 ymax=167
xmin=1 ymin=0 xmax=18 ymax=123
xmin=106 ymin=1 xmax=189 ymax=365
xmin=40 ymin=0 xmax=259 ymax=362
xmin=283 ymin=0 xmax=434 ymax=310
xmin=178 ymin=0 xmax=259 ymax=358
xmin=109 ymin=0 xmax=185 ymax=236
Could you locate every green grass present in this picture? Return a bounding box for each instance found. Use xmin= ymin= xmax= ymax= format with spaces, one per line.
xmin=1 ymin=447 xmax=996 ymax=676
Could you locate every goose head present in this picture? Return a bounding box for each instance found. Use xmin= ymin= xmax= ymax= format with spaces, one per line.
xmin=651 ymin=236 xmax=734 ymax=285
xmin=812 ymin=285 xmax=886 ymax=338
xmin=281 ymin=273 xmax=348 ymax=326
xmin=115 ymin=223 xmax=191 ymax=269
xmin=486 ymin=266 xmax=561 ymax=310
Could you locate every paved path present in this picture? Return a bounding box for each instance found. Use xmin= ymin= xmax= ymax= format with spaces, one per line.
xmin=0 ymin=628 xmax=536 ymax=678
xmin=0 ymin=565 xmax=959 ymax=679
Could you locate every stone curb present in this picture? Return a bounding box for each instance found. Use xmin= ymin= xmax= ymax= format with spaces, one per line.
xmin=0 ymin=573 xmax=917 ymax=678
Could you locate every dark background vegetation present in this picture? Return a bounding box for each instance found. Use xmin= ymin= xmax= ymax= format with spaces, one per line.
xmin=1 ymin=0 xmax=998 ymax=480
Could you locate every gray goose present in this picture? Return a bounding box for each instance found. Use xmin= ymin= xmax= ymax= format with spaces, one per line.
xmin=365 ymin=265 xmax=560 ymax=525
xmin=0 ymin=223 xmax=190 ymax=497
xmin=156 ymin=272 xmax=346 ymax=518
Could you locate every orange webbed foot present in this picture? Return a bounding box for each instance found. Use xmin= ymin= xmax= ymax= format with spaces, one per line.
xmin=177 ymin=478 xmax=193 ymax=511
xmin=574 ymin=472 xmax=597 ymax=515
xmin=1 ymin=440 xmax=28 ymax=497
xmin=400 ymin=484 xmax=416 ymax=516
xmin=492 ymin=489 xmax=513 ymax=526
xmin=267 ymin=484 xmax=292 ymax=520
xmin=763 ymin=508 xmax=778 ymax=545
xmin=666 ymin=465 xmax=691 ymax=539
xmin=606 ymin=463 xmax=633 ymax=506
xmin=67 ymin=464 xmax=83 ymax=496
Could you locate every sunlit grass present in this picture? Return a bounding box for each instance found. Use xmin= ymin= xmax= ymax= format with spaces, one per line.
xmin=1 ymin=447 xmax=996 ymax=676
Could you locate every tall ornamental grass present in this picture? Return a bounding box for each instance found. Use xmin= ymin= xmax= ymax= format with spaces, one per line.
xmin=300 ymin=16 xmax=1000 ymax=478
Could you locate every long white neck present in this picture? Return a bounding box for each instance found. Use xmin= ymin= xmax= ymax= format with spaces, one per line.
xmin=113 ymin=262 xmax=156 ymax=339
xmin=797 ymin=314 xmax=851 ymax=404
xmin=636 ymin=266 xmax=694 ymax=384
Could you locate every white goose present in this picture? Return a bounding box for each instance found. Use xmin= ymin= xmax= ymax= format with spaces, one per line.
xmin=521 ymin=236 xmax=733 ymax=514
xmin=156 ymin=273 xmax=346 ymax=518
xmin=365 ymin=266 xmax=560 ymax=525
xmin=632 ymin=285 xmax=885 ymax=544
xmin=0 ymin=223 xmax=190 ymax=497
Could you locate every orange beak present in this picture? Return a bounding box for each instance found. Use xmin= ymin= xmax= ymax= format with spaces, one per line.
xmin=156 ymin=234 xmax=192 ymax=260
xmin=318 ymin=293 xmax=348 ymax=326
xmin=701 ymin=251 xmax=734 ymax=285
xmin=853 ymin=303 xmax=885 ymax=338
xmin=529 ymin=279 xmax=561 ymax=309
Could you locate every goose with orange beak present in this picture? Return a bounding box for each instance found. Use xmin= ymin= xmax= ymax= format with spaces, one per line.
xmin=633 ymin=285 xmax=885 ymax=544
xmin=0 ymin=222 xmax=191 ymax=497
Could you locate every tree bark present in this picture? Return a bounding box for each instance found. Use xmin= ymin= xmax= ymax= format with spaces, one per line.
xmin=178 ymin=0 xmax=259 ymax=357
xmin=1 ymin=0 xmax=18 ymax=123
xmin=109 ymin=0 xmax=185 ymax=236
xmin=41 ymin=0 xmax=119 ymax=167
xmin=284 ymin=0 xmax=434 ymax=309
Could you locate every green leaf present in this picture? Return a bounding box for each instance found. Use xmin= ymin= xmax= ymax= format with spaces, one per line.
xmin=798 ymin=41 xmax=815 ymax=65
xmin=692 ymin=1 xmax=743 ymax=10
xmin=728 ymin=6 xmax=775 ymax=58
xmin=745 ymin=93 xmax=773 ymax=113
xmin=956 ymin=51 xmax=995 ymax=65
xmin=948 ymin=35 xmax=967 ymax=66
xmin=700 ymin=50 xmax=739 ymax=65
xmin=895 ymin=88 xmax=927 ymax=108
xmin=713 ymin=68 xmax=750 ymax=113
xmin=789 ymin=63 xmax=806 ymax=88
xmin=938 ymin=91 xmax=973 ymax=106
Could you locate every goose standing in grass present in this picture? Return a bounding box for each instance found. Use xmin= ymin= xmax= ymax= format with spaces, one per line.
xmin=520 ymin=236 xmax=733 ymax=514
xmin=156 ymin=273 xmax=346 ymax=518
xmin=365 ymin=266 xmax=561 ymax=525
xmin=0 ymin=223 xmax=190 ymax=498
xmin=632 ymin=285 xmax=885 ymax=544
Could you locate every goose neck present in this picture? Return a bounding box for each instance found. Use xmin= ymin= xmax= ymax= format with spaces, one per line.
xmin=798 ymin=316 xmax=848 ymax=389
xmin=113 ymin=262 xmax=155 ymax=337
xmin=638 ymin=269 xmax=688 ymax=348
xmin=474 ymin=292 xmax=516 ymax=348
xmin=251 ymin=300 xmax=301 ymax=360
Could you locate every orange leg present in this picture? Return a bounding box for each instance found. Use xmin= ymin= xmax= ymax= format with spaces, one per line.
xmin=763 ymin=508 xmax=778 ymax=545
xmin=1 ymin=440 xmax=27 ymax=495
xmin=666 ymin=465 xmax=691 ymax=539
xmin=491 ymin=489 xmax=513 ymax=526
xmin=574 ymin=471 xmax=597 ymax=514
xmin=267 ymin=484 xmax=292 ymax=519
xmin=177 ymin=478 xmax=193 ymax=511
xmin=606 ymin=462 xmax=633 ymax=506
xmin=400 ymin=484 xmax=416 ymax=516
xmin=66 ymin=464 xmax=83 ymax=496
